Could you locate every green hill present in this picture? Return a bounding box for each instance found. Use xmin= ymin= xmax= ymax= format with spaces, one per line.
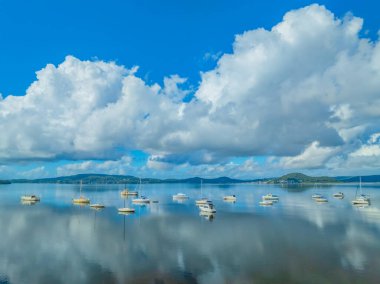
xmin=11 ymin=174 xmax=248 ymax=184
xmin=270 ymin=173 xmax=338 ymax=184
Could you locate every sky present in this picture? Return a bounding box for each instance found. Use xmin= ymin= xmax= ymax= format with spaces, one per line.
xmin=1 ymin=0 xmax=380 ymax=179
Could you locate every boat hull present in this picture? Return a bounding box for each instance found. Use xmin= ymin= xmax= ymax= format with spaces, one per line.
xmin=132 ymin=199 xmax=150 ymax=204
xmin=90 ymin=204 xmax=105 ymax=209
xmin=118 ymin=208 xmax=135 ymax=213
xmin=196 ymin=199 xmax=211 ymax=205
xmin=223 ymin=196 xmax=237 ymax=202
xmin=199 ymin=207 xmax=216 ymax=213
xmin=259 ymin=201 xmax=273 ymax=206
xmin=120 ymin=191 xmax=138 ymax=196
xmin=73 ymin=198 xmax=90 ymax=204
xmin=21 ymin=196 xmax=40 ymax=202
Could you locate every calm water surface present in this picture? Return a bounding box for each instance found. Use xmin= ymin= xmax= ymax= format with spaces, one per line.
xmin=0 ymin=183 xmax=380 ymax=283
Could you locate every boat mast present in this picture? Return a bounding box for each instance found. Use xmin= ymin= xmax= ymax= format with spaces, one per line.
xmin=201 ymin=178 xmax=203 ymax=198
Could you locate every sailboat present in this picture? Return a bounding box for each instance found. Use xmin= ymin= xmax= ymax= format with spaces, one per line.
xmin=120 ymin=183 xmax=138 ymax=197
xmin=196 ymin=179 xmax=212 ymax=205
xmin=199 ymin=202 xmax=216 ymax=213
xmin=90 ymin=184 xmax=105 ymax=209
xmin=352 ymin=177 xmax=370 ymax=205
xmin=132 ymin=178 xmax=150 ymax=204
xmin=73 ymin=180 xmax=90 ymax=204
xmin=21 ymin=194 xmax=40 ymax=202
xmin=118 ymin=195 xmax=135 ymax=213
xmin=223 ymin=194 xmax=237 ymax=202
xmin=173 ymin=193 xmax=189 ymax=200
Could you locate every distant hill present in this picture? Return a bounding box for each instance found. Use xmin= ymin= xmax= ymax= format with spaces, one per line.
xmin=163 ymin=176 xmax=245 ymax=184
xmin=7 ymin=173 xmax=380 ymax=185
xmin=269 ymin=173 xmax=339 ymax=184
xmin=335 ymin=175 xmax=380 ymax=183
xmin=11 ymin=174 xmax=249 ymax=184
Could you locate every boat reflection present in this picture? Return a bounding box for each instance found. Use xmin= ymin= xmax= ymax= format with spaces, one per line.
xmin=199 ymin=211 xmax=215 ymax=221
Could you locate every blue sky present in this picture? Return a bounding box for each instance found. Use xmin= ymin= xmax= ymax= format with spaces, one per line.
xmin=1 ymin=1 xmax=380 ymax=179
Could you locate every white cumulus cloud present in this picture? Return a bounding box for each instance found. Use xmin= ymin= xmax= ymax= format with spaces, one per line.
xmin=1 ymin=4 xmax=380 ymax=176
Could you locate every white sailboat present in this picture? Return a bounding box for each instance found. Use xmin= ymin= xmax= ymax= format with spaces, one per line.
xmin=173 ymin=193 xmax=189 ymax=200
xmin=120 ymin=183 xmax=138 ymax=197
xmin=199 ymin=202 xmax=216 ymax=213
xmin=73 ymin=180 xmax=90 ymax=204
xmin=132 ymin=178 xmax=150 ymax=204
xmin=314 ymin=196 xmax=328 ymax=203
xmin=262 ymin=193 xmax=279 ymax=201
xmin=259 ymin=200 xmax=273 ymax=206
xmin=352 ymin=177 xmax=370 ymax=205
xmin=118 ymin=196 xmax=135 ymax=213
xmin=196 ymin=179 xmax=212 ymax=205
xmin=333 ymin=192 xmax=344 ymax=199
xmin=21 ymin=195 xmax=40 ymax=202
xmin=223 ymin=194 xmax=237 ymax=202
xmin=90 ymin=184 xmax=105 ymax=209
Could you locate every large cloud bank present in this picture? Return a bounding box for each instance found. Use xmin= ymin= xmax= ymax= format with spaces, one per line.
xmin=1 ymin=4 xmax=380 ymax=173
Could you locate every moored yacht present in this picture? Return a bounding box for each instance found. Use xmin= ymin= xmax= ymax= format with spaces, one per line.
xmin=223 ymin=195 xmax=237 ymax=202
xmin=173 ymin=193 xmax=189 ymax=200
xmin=195 ymin=198 xmax=212 ymax=205
xmin=259 ymin=200 xmax=273 ymax=206
xmin=132 ymin=196 xmax=150 ymax=204
xmin=352 ymin=196 xmax=370 ymax=206
xmin=118 ymin=207 xmax=135 ymax=213
xmin=199 ymin=203 xmax=216 ymax=213
xmin=312 ymin=193 xmax=323 ymax=199
xmin=120 ymin=187 xmax=138 ymax=197
xmin=333 ymin=192 xmax=344 ymax=198
xmin=73 ymin=181 xmax=90 ymax=204
xmin=314 ymin=197 xmax=328 ymax=203
xmin=352 ymin=177 xmax=370 ymax=206
xmin=262 ymin=193 xmax=279 ymax=201
xmin=90 ymin=203 xmax=105 ymax=209
xmin=21 ymin=195 xmax=40 ymax=202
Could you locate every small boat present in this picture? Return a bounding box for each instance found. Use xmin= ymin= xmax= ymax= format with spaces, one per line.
xmin=199 ymin=203 xmax=216 ymax=213
xmin=196 ymin=179 xmax=211 ymax=205
xmin=90 ymin=185 xmax=105 ymax=209
xmin=223 ymin=195 xmax=237 ymax=202
xmin=314 ymin=197 xmax=328 ymax=203
xmin=312 ymin=193 xmax=323 ymax=199
xmin=90 ymin=203 xmax=105 ymax=209
xmin=195 ymin=198 xmax=212 ymax=205
xmin=150 ymin=200 xmax=159 ymax=203
xmin=118 ymin=195 xmax=135 ymax=213
xmin=21 ymin=195 xmax=40 ymax=202
xmin=352 ymin=177 xmax=370 ymax=206
xmin=259 ymin=200 xmax=273 ymax=206
xmin=120 ymin=188 xmax=138 ymax=196
xmin=173 ymin=193 xmax=189 ymax=200
xmin=333 ymin=192 xmax=344 ymax=198
xmin=262 ymin=193 xmax=279 ymax=200
xmin=21 ymin=200 xmax=38 ymax=206
xmin=132 ymin=196 xmax=151 ymax=204
xmin=352 ymin=196 xmax=370 ymax=205
xmin=131 ymin=178 xmax=150 ymax=204
xmin=118 ymin=207 xmax=135 ymax=213
xmin=73 ymin=196 xmax=90 ymax=204
xmin=73 ymin=181 xmax=90 ymax=204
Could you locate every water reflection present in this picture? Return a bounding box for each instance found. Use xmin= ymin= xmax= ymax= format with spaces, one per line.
xmin=0 ymin=183 xmax=379 ymax=283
